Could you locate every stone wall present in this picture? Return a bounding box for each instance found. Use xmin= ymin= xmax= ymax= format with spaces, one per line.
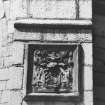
xmin=93 ymin=14 xmax=105 ymax=105
xmin=0 ymin=0 xmax=92 ymax=105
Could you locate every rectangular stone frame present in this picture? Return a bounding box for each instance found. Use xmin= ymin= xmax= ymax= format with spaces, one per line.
xmin=23 ymin=43 xmax=83 ymax=101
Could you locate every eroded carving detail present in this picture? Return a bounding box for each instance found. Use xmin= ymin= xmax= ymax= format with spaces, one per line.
xmin=31 ymin=46 xmax=78 ymax=93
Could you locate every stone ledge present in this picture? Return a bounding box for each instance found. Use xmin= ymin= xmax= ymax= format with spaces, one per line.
xmin=14 ymin=19 xmax=92 ymax=26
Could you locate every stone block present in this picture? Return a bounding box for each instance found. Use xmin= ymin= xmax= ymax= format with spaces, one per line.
xmin=10 ymin=0 xmax=27 ymax=20
xmin=3 ymin=0 xmax=10 ymax=20
xmin=79 ymin=0 xmax=92 ymax=19
xmin=7 ymin=21 xmax=15 ymax=34
xmin=44 ymin=30 xmax=92 ymax=42
xmin=7 ymin=34 xmax=14 ymax=43
xmin=1 ymin=47 xmax=7 ymax=57
xmin=3 ymin=56 xmax=13 ymax=67
xmin=82 ymin=43 xmax=93 ymax=65
xmin=12 ymin=42 xmax=24 ymax=64
xmin=1 ymin=18 xmax=8 ymax=46
xmin=0 ymin=20 xmax=3 ymax=43
xmin=0 ymin=0 xmax=4 ymax=19
xmin=7 ymin=67 xmax=23 ymax=90
xmin=84 ymin=91 xmax=93 ymax=105
xmin=84 ymin=65 xmax=93 ymax=91
xmin=30 ymin=0 xmax=76 ymax=19
xmin=0 ymin=69 xmax=10 ymax=81
xmin=1 ymin=46 xmax=13 ymax=57
xmin=0 ymin=80 xmax=7 ymax=91
xmin=0 ymin=91 xmax=10 ymax=103
xmin=0 ymin=57 xmax=4 ymax=68
xmin=3 ymin=42 xmax=24 ymax=67
xmin=14 ymin=31 xmax=41 ymax=41
xmin=9 ymin=90 xmax=23 ymax=105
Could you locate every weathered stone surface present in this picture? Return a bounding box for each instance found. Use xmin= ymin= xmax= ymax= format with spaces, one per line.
xmin=15 ymin=29 xmax=92 ymax=42
xmin=14 ymin=31 xmax=41 ymax=41
xmin=0 ymin=80 xmax=7 ymax=91
xmin=84 ymin=65 xmax=93 ymax=90
xmin=84 ymin=91 xmax=93 ymax=105
xmin=3 ymin=56 xmax=13 ymax=67
xmin=82 ymin=43 xmax=93 ymax=65
xmin=3 ymin=42 xmax=24 ymax=67
xmin=9 ymin=90 xmax=23 ymax=105
xmin=30 ymin=0 xmax=76 ymax=19
xmin=0 ymin=0 xmax=93 ymax=105
xmin=0 ymin=67 xmax=23 ymax=90
xmin=0 ymin=57 xmax=4 ymax=68
xmin=79 ymin=0 xmax=92 ymax=19
xmin=0 ymin=18 xmax=8 ymax=46
xmin=0 ymin=0 xmax=4 ymax=19
xmin=1 ymin=46 xmax=13 ymax=57
xmin=7 ymin=67 xmax=23 ymax=89
xmin=0 ymin=69 xmax=10 ymax=81
xmin=3 ymin=0 xmax=10 ymax=20
xmin=0 ymin=19 xmax=3 ymax=44
xmin=7 ymin=33 xmax=14 ymax=43
xmin=0 ymin=91 xmax=10 ymax=103
xmin=10 ymin=0 xmax=27 ymax=20
xmin=7 ymin=21 xmax=15 ymax=34
xmin=44 ymin=30 xmax=92 ymax=42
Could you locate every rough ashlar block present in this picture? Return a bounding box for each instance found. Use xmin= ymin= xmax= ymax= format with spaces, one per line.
xmin=79 ymin=0 xmax=92 ymax=19
xmin=30 ymin=0 xmax=76 ymax=19
xmin=10 ymin=0 xmax=27 ymax=20
xmin=7 ymin=67 xmax=23 ymax=89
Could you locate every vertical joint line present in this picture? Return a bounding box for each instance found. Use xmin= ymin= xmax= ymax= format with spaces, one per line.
xmin=76 ymin=0 xmax=79 ymax=19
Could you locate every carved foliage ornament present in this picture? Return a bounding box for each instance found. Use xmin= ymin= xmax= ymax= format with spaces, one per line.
xmin=31 ymin=45 xmax=78 ymax=93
